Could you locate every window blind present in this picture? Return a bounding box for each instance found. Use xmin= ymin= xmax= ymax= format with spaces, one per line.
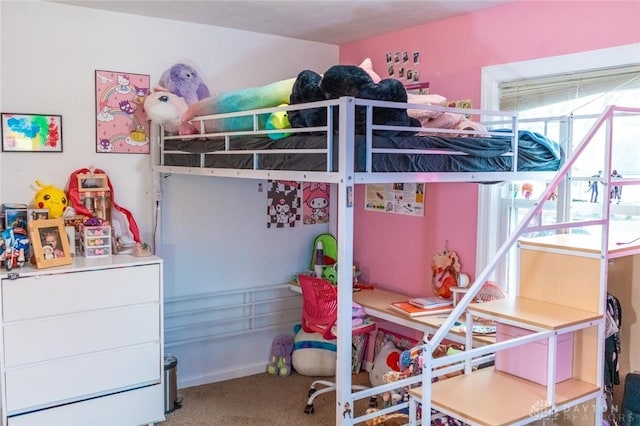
xmin=499 ymin=65 xmax=640 ymax=112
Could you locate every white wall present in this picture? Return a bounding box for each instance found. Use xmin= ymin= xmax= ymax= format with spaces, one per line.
xmin=1 ymin=1 xmax=338 ymax=386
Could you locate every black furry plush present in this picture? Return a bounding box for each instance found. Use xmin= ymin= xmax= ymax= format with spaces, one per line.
xmin=288 ymin=65 xmax=419 ymax=135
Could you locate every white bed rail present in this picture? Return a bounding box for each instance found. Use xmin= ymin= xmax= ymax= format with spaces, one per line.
xmin=154 ymin=97 xmax=558 ymax=184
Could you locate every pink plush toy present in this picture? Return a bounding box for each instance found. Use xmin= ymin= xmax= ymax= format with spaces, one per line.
xmin=143 ymin=87 xmax=198 ymax=135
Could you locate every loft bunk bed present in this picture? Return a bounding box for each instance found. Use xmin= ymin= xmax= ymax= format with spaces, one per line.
xmin=156 ymin=97 xmax=562 ymax=185
xmin=153 ymin=98 xmax=638 ymax=425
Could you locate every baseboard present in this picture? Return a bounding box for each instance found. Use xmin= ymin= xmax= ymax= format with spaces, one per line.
xmin=179 ymin=360 xmax=373 ymax=389
xmin=178 ymin=361 xmax=267 ymax=389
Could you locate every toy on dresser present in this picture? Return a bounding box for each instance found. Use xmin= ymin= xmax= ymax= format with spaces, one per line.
xmin=79 ymin=222 xmax=111 ymax=258
xmin=30 ymin=180 xmax=68 ymax=218
xmin=0 ymin=227 xmax=30 ymax=270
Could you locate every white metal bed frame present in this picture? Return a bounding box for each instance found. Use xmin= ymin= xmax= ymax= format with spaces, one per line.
xmin=153 ymin=98 xmax=639 ymax=425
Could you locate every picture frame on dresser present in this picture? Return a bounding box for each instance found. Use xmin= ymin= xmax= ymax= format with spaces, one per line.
xmin=28 ymin=217 xmax=72 ymax=268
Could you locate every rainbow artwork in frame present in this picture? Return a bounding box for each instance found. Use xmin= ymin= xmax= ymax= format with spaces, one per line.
xmin=1 ymin=113 xmax=63 ymax=152
xmin=95 ymin=69 xmax=150 ymax=154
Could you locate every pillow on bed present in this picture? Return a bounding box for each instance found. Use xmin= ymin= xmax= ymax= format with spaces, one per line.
xmin=359 ymin=58 xmax=382 ymax=83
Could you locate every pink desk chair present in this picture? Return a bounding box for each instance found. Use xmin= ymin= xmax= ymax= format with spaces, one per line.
xmin=297 ymin=274 xmax=376 ymax=415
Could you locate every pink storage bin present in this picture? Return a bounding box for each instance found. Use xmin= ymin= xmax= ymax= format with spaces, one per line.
xmin=495 ymin=323 xmax=573 ymax=386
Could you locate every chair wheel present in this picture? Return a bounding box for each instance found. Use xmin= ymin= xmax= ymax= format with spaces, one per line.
xmin=307 ymin=388 xmax=316 ymax=397
xmin=369 ymin=396 xmax=378 ymax=407
xmin=304 ymin=404 xmax=314 ymax=414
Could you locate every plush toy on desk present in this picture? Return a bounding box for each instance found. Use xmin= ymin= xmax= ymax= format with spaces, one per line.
xmin=266 ymin=334 xmax=294 ymax=377
xmin=431 ymin=248 xmax=461 ymax=299
xmin=144 ymin=88 xmax=198 ymax=136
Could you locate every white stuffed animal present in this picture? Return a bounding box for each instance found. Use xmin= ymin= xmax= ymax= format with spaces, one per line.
xmin=143 ymin=87 xmax=197 ymax=135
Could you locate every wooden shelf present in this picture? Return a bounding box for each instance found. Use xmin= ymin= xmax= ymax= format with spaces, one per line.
xmin=409 ymin=367 xmax=599 ymax=426
xmin=467 ymin=297 xmax=602 ymax=330
xmin=519 ymin=233 xmax=640 ymax=259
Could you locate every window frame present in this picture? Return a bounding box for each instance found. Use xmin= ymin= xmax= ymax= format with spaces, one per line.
xmin=477 ymin=43 xmax=640 ymax=293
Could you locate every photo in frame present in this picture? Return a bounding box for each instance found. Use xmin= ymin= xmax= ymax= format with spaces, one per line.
xmin=28 ymin=218 xmax=73 ymax=268
xmin=1 ymin=113 xmax=63 ymax=152
xmin=27 ymin=208 xmax=50 ymax=223
xmin=95 ymin=70 xmax=150 ymax=154
xmin=4 ymin=208 xmax=28 ymax=230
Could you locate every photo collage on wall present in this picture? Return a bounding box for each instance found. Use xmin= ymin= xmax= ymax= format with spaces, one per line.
xmin=385 ymin=50 xmax=422 ymax=87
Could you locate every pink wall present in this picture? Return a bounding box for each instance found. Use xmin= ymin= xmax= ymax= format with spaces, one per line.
xmin=341 ymin=1 xmax=640 ymax=296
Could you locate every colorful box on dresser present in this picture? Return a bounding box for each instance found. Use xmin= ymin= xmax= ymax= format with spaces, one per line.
xmin=495 ymin=323 xmax=574 ymax=386
xmin=79 ymin=225 xmax=111 ymax=258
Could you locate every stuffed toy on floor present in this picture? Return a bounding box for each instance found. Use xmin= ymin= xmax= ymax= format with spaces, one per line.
xmin=266 ymin=334 xmax=294 ymax=377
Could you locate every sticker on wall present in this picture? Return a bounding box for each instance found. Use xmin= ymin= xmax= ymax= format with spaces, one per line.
xmin=267 ymin=180 xmax=301 ymax=228
xmin=95 ymin=70 xmax=150 ymax=154
xmin=365 ymin=183 xmax=425 ymax=217
xmin=302 ymin=182 xmax=330 ymax=225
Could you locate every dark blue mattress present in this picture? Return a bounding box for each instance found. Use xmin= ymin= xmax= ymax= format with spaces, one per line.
xmin=161 ymin=130 xmax=562 ymax=173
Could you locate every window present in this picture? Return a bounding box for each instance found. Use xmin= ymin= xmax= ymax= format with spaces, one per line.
xmin=478 ymin=44 xmax=640 ymax=295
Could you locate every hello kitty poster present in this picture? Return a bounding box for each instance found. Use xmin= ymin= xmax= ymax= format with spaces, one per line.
xmin=95 ymin=70 xmax=150 ymax=154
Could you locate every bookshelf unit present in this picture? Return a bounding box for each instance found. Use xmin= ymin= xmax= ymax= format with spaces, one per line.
xmin=410 ymin=234 xmax=640 ymax=425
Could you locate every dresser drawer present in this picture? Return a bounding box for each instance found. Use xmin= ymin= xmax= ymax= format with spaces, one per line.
xmin=2 ymin=264 xmax=160 ymax=321
xmin=3 ymin=303 xmax=159 ymax=367
xmin=8 ymin=383 xmax=164 ymax=426
xmin=5 ymin=342 xmax=160 ymax=414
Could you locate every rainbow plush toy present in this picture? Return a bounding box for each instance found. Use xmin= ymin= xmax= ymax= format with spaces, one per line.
xmin=182 ymin=78 xmax=296 ymax=133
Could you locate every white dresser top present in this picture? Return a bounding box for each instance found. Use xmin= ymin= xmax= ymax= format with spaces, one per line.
xmin=1 ymin=255 xmax=163 ymax=279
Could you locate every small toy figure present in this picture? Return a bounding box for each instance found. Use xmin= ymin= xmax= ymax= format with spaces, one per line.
xmin=610 ymin=170 xmax=622 ymax=204
xmin=587 ymin=171 xmax=601 ymax=203
xmin=342 ymin=402 xmax=352 ymax=419
xmin=0 ymin=227 xmax=30 ymax=270
xmin=521 ymin=182 xmax=534 ymax=199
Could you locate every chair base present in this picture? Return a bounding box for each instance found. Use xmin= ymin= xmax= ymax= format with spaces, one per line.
xmin=304 ymin=380 xmax=378 ymax=414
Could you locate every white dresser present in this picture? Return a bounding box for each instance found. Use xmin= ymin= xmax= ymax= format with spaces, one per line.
xmin=0 ymin=255 xmax=164 ymax=426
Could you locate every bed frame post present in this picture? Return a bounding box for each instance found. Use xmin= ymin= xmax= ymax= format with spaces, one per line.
xmin=335 ymin=96 xmax=357 ymax=426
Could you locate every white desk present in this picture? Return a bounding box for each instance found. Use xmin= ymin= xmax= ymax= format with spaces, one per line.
xmin=290 ymin=282 xmax=494 ymax=346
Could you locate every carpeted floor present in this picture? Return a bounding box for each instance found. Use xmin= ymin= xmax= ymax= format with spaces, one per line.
xmin=160 ymin=371 xmax=372 ymax=426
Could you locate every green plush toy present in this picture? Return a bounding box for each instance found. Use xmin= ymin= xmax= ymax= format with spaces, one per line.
xmin=265 ymin=104 xmax=292 ymax=140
